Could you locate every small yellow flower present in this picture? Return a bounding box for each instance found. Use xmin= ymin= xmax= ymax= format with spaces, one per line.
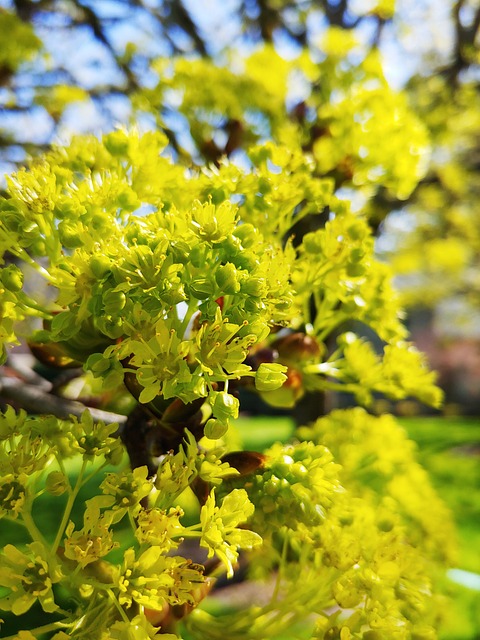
xmin=0 ymin=473 xmax=28 ymax=519
xmin=135 ymin=507 xmax=185 ymax=551
xmin=99 ymin=466 xmax=153 ymax=523
xmin=0 ymin=542 xmax=61 ymax=615
xmin=118 ymin=546 xmax=204 ymax=612
xmin=64 ymin=518 xmax=118 ymax=567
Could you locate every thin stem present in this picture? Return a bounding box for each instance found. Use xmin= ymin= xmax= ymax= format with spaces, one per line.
xmin=21 ymin=507 xmax=50 ymax=549
xmin=271 ymin=533 xmax=289 ymax=603
xmin=128 ymin=510 xmax=137 ymax=533
xmin=107 ymin=588 xmax=130 ymax=623
xmin=178 ymin=528 xmax=202 ymax=537
xmin=316 ymin=314 xmax=347 ymax=343
xmin=81 ymin=460 xmax=108 ymax=487
xmin=16 ymin=290 xmax=53 ymax=316
xmin=9 ymin=246 xmax=55 ymax=282
xmin=51 ymin=459 xmax=87 ymax=554
xmin=2 ymin=620 xmax=70 ymax=640
xmin=55 ymin=452 xmax=68 ymax=477
xmin=69 ymin=598 xmax=113 ymax=637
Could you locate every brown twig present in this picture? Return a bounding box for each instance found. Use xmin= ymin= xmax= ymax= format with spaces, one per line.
xmin=0 ymin=373 xmax=126 ymax=426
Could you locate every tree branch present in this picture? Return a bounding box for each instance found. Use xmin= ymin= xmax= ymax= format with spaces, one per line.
xmin=446 ymin=0 xmax=480 ymax=83
xmin=70 ymin=0 xmax=140 ymax=91
xmin=320 ymin=0 xmax=360 ymax=29
xmin=167 ymin=0 xmax=209 ymax=55
xmin=0 ymin=373 xmax=126 ymax=426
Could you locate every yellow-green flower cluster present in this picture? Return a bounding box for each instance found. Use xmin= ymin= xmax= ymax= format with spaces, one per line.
xmin=230 ymin=441 xmax=341 ymax=536
xmin=298 ymin=408 xmax=456 ymax=564
xmin=0 ymin=408 xmax=266 ymax=636
xmin=0 ymin=122 xmax=451 ymax=640
xmin=188 ymin=407 xmax=453 ymax=640
xmin=0 ymin=408 xmax=56 ymax=521
xmin=199 ymin=489 xmax=262 ymax=577
xmin=70 ymin=410 xmax=123 ymax=463
xmin=99 ymin=615 xmax=173 ymax=640
xmin=141 ymin=41 xmax=427 ymax=201
xmin=118 ymin=547 xmax=204 ymax=611
xmin=0 ymin=10 xmax=42 ymax=75
xmin=0 ymin=542 xmax=61 ymax=615
xmin=0 ymin=130 xmax=443 ymax=429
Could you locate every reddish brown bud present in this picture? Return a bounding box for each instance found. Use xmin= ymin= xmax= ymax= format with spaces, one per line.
xmin=221 ymin=450 xmax=267 ymax=476
xmin=271 ymin=333 xmax=322 ymax=363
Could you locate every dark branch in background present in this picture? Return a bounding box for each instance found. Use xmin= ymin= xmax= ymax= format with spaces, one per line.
xmin=320 ymin=0 xmax=360 ymax=29
xmin=0 ymin=371 xmax=126 ymax=426
xmin=255 ymin=0 xmax=279 ymax=41
xmin=446 ymin=0 xmax=480 ymax=83
xmin=5 ymin=354 xmax=52 ymax=391
xmin=13 ymin=0 xmax=52 ymax=21
xmin=283 ymin=21 xmax=308 ymax=47
xmin=71 ymin=0 xmax=140 ymax=91
xmin=371 ymin=16 xmax=386 ymax=48
xmin=164 ymin=0 xmax=209 ymax=56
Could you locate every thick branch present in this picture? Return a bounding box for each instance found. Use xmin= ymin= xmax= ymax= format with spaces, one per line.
xmin=255 ymin=0 xmax=278 ymax=41
xmin=320 ymin=0 xmax=360 ymax=29
xmin=71 ymin=0 xmax=140 ymax=91
xmin=0 ymin=374 xmax=126 ymax=426
xmin=446 ymin=0 xmax=480 ymax=83
xmin=167 ymin=0 xmax=209 ymax=55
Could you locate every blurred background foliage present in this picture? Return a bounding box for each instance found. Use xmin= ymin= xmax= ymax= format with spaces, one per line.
xmin=0 ymin=0 xmax=479 ymax=637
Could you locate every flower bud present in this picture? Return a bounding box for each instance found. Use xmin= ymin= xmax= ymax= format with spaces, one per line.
xmin=189 ymin=244 xmax=206 ymax=268
xmin=31 ymin=238 xmax=47 ymax=256
xmin=46 ymin=470 xmax=68 ymax=495
xmin=103 ymin=290 xmax=127 ymax=314
xmin=211 ymin=391 xmax=239 ymax=422
xmin=90 ymin=255 xmax=112 ymax=279
xmin=234 ymin=223 xmax=257 ymax=248
xmin=258 ymin=367 xmax=303 ymax=408
xmin=303 ymin=232 xmax=323 ymax=254
xmin=350 ymin=247 xmax=365 ymax=263
xmin=241 ymin=277 xmax=266 ymax=297
xmin=86 ymin=353 xmax=111 ymax=373
xmin=161 ymin=284 xmax=186 ymax=305
xmin=255 ymin=362 xmax=288 ymax=391
xmin=190 ymin=277 xmax=214 ymax=300
xmin=346 ymin=262 xmax=366 ymax=277
xmin=1 ymin=264 xmax=23 ymax=292
xmin=58 ymin=220 xmax=84 ymax=248
xmin=116 ymin=187 xmax=139 ymax=211
xmin=104 ymin=130 xmax=130 ymax=156
xmin=215 ymin=263 xmax=240 ymax=294
xmin=347 ymin=220 xmax=367 ymax=241
xmin=204 ymin=418 xmax=228 ymax=440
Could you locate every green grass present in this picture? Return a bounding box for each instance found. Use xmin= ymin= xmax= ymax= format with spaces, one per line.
xmin=400 ymin=417 xmax=480 ymax=575
xmin=399 ymin=417 xmax=480 ymax=639
xmin=234 ymin=415 xmax=295 ymax=451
